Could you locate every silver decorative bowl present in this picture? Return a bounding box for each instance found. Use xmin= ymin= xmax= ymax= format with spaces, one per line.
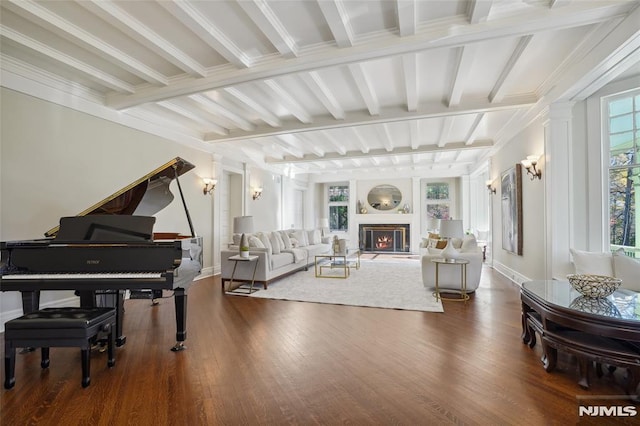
xmin=566 ymin=274 xmax=622 ymax=298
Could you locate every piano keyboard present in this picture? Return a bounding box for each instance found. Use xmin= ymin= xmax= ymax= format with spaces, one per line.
xmin=3 ymin=272 xmax=163 ymax=280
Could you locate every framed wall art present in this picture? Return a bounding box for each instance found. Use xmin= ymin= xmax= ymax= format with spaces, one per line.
xmin=501 ymin=164 xmax=523 ymax=255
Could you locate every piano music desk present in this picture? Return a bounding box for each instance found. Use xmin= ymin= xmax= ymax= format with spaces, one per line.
xmin=225 ymin=255 xmax=259 ymax=295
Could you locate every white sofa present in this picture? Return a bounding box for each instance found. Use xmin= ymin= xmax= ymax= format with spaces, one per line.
xmin=570 ymin=248 xmax=640 ymax=292
xmin=421 ymin=234 xmax=484 ymax=294
xmin=221 ymin=228 xmax=330 ymax=291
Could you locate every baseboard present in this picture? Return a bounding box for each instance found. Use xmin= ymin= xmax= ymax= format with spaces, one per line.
xmin=492 ymin=261 xmax=531 ymax=287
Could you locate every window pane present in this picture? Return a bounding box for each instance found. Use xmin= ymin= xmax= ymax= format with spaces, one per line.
xmin=329 ymin=185 xmax=349 ymax=202
xmin=329 ymin=205 xmax=348 ymax=231
xmin=426 ymin=183 xmax=449 ymax=200
xmin=609 ymin=167 xmax=637 ymax=247
xmin=610 ymin=97 xmax=633 ymax=116
xmin=610 ymin=149 xmax=634 ymax=166
xmin=610 ymin=114 xmax=633 ymax=133
xmin=610 ymin=132 xmax=634 ymax=150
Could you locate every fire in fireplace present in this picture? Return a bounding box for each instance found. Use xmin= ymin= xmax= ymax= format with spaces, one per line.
xmin=359 ymin=224 xmax=410 ymax=253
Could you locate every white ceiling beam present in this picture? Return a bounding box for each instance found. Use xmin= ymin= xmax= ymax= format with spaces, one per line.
xmin=156 ymin=101 xmax=228 ymax=135
xmin=448 ymin=45 xmax=477 ymax=107
xmin=347 ymin=128 xmax=370 ymax=154
xmin=299 ymin=72 xmax=345 ymax=119
xmin=321 ymin=132 xmax=348 ymax=155
xmin=77 ymin=0 xmax=206 ymax=77
xmin=438 ymin=117 xmax=454 ymax=148
xmin=190 ymin=94 xmax=255 ymax=131
xmin=238 ymin=0 xmax=298 ymax=58
xmin=489 ymin=35 xmax=533 ymax=103
xmin=204 ymin=96 xmax=536 ymax=142
xmin=348 ymin=63 xmax=380 ymax=115
xmin=317 ymin=0 xmax=354 ymax=48
xmin=106 ymin=0 xmax=635 ymax=108
xmin=397 ymin=0 xmax=417 ymax=37
xmin=267 ymin=140 xmax=493 ymax=164
xmin=273 ymin=135 xmax=305 ymax=159
xmin=158 ymin=0 xmax=251 ymax=68
xmin=381 ymin=124 xmax=395 ymax=152
xmin=409 ymin=121 xmax=420 ymax=150
xmin=465 ymin=113 xmax=486 ymax=145
xmin=402 ymin=53 xmax=418 ymax=112
xmin=468 ymin=0 xmax=493 ymax=24
xmin=223 ymin=87 xmax=281 ymax=128
xmin=164 ymin=97 xmax=238 ymax=130
xmin=3 ymin=0 xmax=167 ymax=86
xmin=0 ymin=26 xmax=134 ymax=93
xmin=263 ymin=79 xmax=312 ymax=123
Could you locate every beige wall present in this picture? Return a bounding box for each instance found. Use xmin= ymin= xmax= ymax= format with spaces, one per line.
xmin=1 ymin=88 xmax=214 ymax=320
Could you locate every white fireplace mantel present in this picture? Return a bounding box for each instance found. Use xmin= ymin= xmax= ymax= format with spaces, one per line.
xmin=352 ymin=213 xmax=420 ymax=253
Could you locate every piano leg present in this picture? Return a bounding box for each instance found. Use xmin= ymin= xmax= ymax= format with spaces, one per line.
xmin=171 ymin=287 xmax=187 ymax=352
xmin=20 ymin=290 xmax=40 ymax=314
xmin=19 ymin=291 xmax=40 ymax=353
xmin=78 ymin=290 xmax=126 ymax=347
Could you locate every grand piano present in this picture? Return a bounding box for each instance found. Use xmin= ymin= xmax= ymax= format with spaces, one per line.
xmin=0 ymin=157 xmax=203 ymax=351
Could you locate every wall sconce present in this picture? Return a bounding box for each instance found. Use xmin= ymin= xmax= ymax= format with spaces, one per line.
xmin=202 ymin=178 xmax=217 ymax=195
xmin=252 ymin=187 xmax=263 ymax=200
xmin=521 ymin=155 xmax=542 ymax=180
xmin=485 ymin=180 xmax=496 ymax=194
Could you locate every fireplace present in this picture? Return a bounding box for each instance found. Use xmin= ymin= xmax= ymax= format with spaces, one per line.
xmin=359 ymin=224 xmax=410 ymax=253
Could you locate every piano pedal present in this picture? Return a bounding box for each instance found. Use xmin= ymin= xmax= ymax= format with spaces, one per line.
xmin=19 ymin=347 xmax=36 ymax=354
xmin=171 ymin=342 xmax=186 ymax=352
xmin=151 ymin=298 xmax=160 ymax=306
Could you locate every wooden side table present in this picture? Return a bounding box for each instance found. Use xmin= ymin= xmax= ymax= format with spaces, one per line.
xmin=225 ymin=254 xmax=259 ymax=294
xmin=431 ymin=258 xmax=470 ymax=302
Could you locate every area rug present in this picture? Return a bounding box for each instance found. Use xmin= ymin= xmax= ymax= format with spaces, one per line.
xmin=246 ymin=259 xmax=443 ymax=312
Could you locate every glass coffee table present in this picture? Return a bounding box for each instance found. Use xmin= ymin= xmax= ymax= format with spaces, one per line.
xmin=314 ymin=248 xmax=360 ymax=278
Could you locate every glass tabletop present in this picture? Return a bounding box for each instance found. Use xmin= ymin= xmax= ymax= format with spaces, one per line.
xmin=522 ymin=280 xmax=640 ymax=322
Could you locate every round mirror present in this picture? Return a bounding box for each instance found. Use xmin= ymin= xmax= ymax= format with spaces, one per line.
xmin=367 ymin=184 xmax=402 ymax=211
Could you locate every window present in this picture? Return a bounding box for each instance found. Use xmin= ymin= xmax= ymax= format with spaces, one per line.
xmin=425 ymin=182 xmax=451 ymax=220
xmin=607 ymin=90 xmax=640 ymax=256
xmin=328 ymin=184 xmax=348 ymax=232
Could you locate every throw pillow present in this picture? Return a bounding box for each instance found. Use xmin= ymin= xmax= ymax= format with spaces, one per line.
xmin=307 ymin=229 xmax=321 ymax=245
xmin=279 ymin=231 xmax=292 ymax=249
xmin=274 ymin=232 xmax=285 ymax=251
xmin=290 ymin=237 xmax=299 ymax=248
xmin=612 ymin=249 xmax=640 ymax=292
xmin=268 ymin=232 xmax=281 ymax=254
xmin=291 ymin=230 xmax=307 ymax=247
xmin=570 ymin=248 xmax=613 ymax=276
xmin=257 ymin=232 xmax=272 ymax=255
xmin=428 ymin=233 xmax=440 ymax=239
xmin=248 ymin=236 xmax=264 ymax=248
xmin=435 ymin=240 xmax=448 ymax=249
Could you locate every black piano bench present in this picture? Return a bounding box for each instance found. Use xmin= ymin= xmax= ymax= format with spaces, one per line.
xmin=4 ymin=307 xmax=116 ymax=389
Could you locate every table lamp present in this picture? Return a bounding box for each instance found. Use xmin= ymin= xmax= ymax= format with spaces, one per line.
xmin=439 ymin=219 xmax=463 ymax=261
xmin=318 ymin=218 xmax=329 ymax=237
xmin=233 ymin=216 xmax=254 ymax=258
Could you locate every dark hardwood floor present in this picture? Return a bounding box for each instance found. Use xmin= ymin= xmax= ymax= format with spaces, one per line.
xmin=1 ymin=263 xmax=638 ymax=425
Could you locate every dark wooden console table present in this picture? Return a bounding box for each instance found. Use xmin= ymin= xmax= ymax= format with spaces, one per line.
xmin=521 ymin=280 xmax=640 ymax=398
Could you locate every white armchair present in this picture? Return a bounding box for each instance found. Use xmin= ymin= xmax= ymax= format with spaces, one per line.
xmin=421 ymin=251 xmax=484 ymax=294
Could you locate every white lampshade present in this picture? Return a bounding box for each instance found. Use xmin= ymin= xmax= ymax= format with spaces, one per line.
xmin=318 ymin=218 xmax=329 ymax=228
xmin=233 ymin=216 xmax=254 ymax=234
xmin=233 ymin=216 xmax=254 ymax=258
xmin=426 ymin=217 xmax=440 ymax=232
xmin=439 ymin=219 xmax=463 ymax=239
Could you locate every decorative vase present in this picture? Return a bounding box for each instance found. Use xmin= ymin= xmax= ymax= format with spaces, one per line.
xmin=441 ymin=239 xmax=459 ymax=261
xmin=239 ymin=233 xmax=249 ymax=258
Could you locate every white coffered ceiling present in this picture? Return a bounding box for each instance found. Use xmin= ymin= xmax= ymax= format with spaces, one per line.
xmin=1 ymin=0 xmax=639 ymax=179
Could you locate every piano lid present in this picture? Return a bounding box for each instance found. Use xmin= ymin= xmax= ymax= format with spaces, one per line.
xmin=45 ymin=157 xmax=195 ymax=238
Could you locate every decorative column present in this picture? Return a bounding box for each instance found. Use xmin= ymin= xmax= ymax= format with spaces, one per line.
xmin=544 ymin=102 xmax=574 ymax=279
